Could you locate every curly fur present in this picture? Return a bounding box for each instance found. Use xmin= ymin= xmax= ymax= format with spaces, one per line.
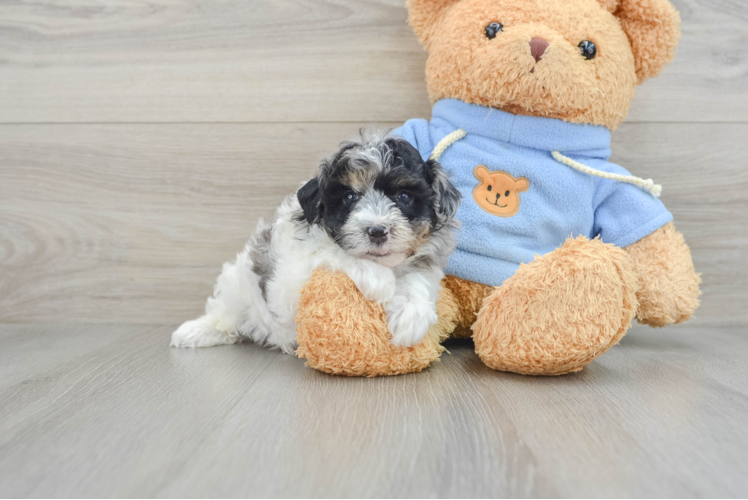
xmin=171 ymin=131 xmax=460 ymax=353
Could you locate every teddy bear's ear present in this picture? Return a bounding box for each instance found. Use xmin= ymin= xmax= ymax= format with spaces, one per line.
xmin=614 ymin=0 xmax=681 ymax=83
xmin=406 ymin=0 xmax=462 ymax=47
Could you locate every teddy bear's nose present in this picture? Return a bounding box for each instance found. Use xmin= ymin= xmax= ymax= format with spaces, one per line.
xmin=530 ymin=37 xmax=550 ymax=63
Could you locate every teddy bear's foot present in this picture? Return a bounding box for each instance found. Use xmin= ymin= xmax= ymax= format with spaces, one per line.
xmin=626 ymin=222 xmax=701 ymax=327
xmin=472 ymin=236 xmax=638 ymax=376
xmin=295 ymin=269 xmax=458 ymax=377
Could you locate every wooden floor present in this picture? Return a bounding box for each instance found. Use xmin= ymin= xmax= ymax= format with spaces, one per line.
xmin=0 ymin=323 xmax=746 ymax=498
xmin=1 ymin=0 xmax=748 ymax=497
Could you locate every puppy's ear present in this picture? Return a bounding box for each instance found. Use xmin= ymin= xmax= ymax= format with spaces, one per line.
xmin=425 ymin=159 xmax=461 ymax=227
xmin=614 ymin=0 xmax=681 ymax=83
xmin=297 ymin=177 xmax=322 ymax=226
xmin=407 ymin=0 xmax=462 ymax=48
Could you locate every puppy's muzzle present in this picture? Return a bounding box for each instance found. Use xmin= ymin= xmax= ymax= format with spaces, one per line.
xmin=366 ymin=225 xmax=389 ymax=244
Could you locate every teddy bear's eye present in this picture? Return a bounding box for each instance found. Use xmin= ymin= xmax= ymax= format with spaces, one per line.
xmin=579 ymin=40 xmax=597 ymax=60
xmin=484 ymin=22 xmax=503 ymax=40
xmin=505 ymin=190 xmax=510 ymax=197
xmin=487 ymin=185 xmax=493 ymax=191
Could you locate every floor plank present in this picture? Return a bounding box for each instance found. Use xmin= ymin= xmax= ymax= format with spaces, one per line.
xmin=1 ymin=122 xmax=745 ymax=326
xmin=0 ymin=0 xmax=745 ymax=124
xmin=0 ymin=324 xmax=279 ymax=498
xmin=0 ymin=324 xmax=148 ymax=390
xmin=0 ymin=323 xmax=746 ymax=498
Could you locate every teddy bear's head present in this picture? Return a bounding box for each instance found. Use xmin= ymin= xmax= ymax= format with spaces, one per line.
xmin=406 ymin=0 xmax=680 ymax=130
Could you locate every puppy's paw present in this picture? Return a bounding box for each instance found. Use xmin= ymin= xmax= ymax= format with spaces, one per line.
xmin=170 ymin=316 xmax=238 ymax=348
xmin=385 ymin=296 xmax=437 ymax=347
xmin=346 ymin=262 xmax=396 ymax=304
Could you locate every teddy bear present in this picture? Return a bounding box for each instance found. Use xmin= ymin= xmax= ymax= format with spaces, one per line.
xmin=294 ymin=0 xmax=701 ymax=377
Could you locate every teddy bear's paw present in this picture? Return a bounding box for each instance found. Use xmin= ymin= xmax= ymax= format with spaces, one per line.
xmin=296 ymin=268 xmax=447 ymax=377
xmin=385 ymin=296 xmax=438 ymax=347
xmin=344 ymin=260 xmax=397 ymax=304
xmin=472 ymin=236 xmax=638 ymax=376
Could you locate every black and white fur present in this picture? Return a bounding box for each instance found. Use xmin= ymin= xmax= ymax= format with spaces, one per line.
xmin=171 ymin=130 xmax=461 ymax=352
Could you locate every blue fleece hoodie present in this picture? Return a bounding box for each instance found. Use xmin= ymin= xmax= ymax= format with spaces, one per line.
xmin=394 ymin=99 xmax=672 ymax=287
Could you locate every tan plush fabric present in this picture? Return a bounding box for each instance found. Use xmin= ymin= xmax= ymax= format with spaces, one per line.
xmin=626 ymin=222 xmax=702 ymax=327
xmin=615 ymin=0 xmax=681 ymax=83
xmin=596 ymin=0 xmax=621 ymax=12
xmin=441 ymin=275 xmax=493 ymax=338
xmin=406 ymin=0 xmax=680 ymax=130
xmin=296 ymin=269 xmax=457 ymax=376
xmin=472 ymin=236 xmax=638 ymax=375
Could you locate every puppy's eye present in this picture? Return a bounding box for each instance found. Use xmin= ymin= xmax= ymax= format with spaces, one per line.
xmin=343 ymin=192 xmax=360 ymax=206
xmin=484 ymin=22 xmax=503 ymax=40
xmin=397 ymin=192 xmax=412 ymax=204
xmin=487 ymin=185 xmax=492 ymax=192
xmin=579 ymin=40 xmax=597 ymax=60
xmin=505 ymin=190 xmax=510 ymax=196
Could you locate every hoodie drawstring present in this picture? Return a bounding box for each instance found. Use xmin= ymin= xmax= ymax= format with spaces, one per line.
xmin=430 ymin=128 xmax=662 ymax=198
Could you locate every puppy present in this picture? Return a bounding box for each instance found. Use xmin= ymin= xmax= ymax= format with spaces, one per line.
xmin=171 ymin=130 xmax=461 ymax=353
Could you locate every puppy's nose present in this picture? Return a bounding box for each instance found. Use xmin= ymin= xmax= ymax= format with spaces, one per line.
xmin=367 ymin=225 xmax=389 ymax=243
xmin=530 ymin=37 xmax=550 ymax=63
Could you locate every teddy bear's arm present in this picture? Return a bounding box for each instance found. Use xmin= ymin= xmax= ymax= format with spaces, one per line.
xmin=624 ymin=221 xmax=701 ymax=327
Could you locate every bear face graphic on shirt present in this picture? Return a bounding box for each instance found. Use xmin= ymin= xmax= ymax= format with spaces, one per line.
xmin=473 ymin=166 xmax=530 ymax=217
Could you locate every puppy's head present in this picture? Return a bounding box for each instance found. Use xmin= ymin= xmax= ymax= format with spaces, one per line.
xmin=297 ymin=130 xmax=460 ymax=268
